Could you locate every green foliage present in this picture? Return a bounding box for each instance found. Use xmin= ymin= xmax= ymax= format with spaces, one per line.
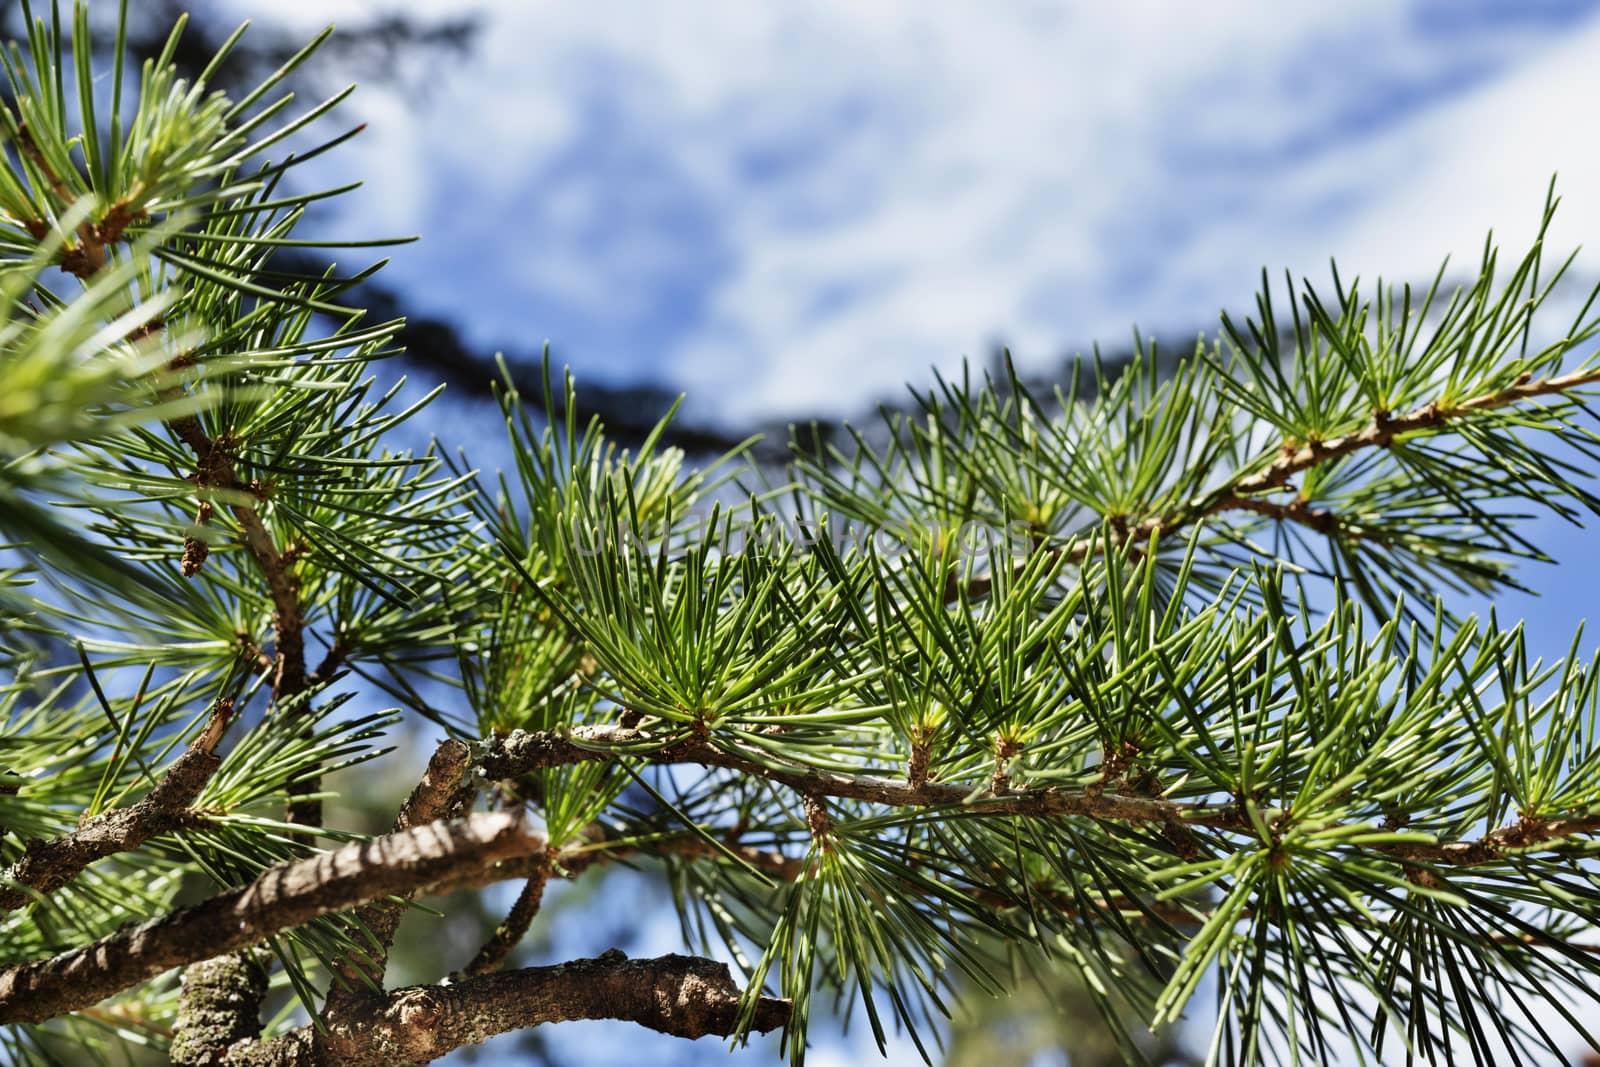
xmin=1 ymin=5 xmax=1600 ymax=1067
xmin=481 ymin=190 xmax=1600 ymax=1063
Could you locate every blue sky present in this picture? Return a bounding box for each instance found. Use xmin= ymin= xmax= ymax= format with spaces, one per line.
xmin=197 ymin=2 xmax=1600 ymax=1064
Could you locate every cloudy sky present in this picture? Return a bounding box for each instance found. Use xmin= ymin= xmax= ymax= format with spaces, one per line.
xmin=191 ymin=2 xmax=1600 ymax=1064
xmin=214 ymin=0 xmax=1600 ymax=424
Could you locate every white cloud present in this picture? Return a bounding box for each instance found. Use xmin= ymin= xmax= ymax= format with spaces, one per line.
xmin=1322 ymin=20 xmax=1600 ymax=274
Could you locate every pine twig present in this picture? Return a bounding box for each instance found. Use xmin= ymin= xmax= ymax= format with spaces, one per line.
xmin=959 ymin=364 xmax=1600 ymax=599
xmin=458 ymin=868 xmax=550 ymax=977
xmin=0 ymin=700 xmax=234 ymax=913
xmin=482 ymin=726 xmax=1600 ymax=870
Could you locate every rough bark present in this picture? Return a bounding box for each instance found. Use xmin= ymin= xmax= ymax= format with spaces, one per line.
xmin=171 ymin=953 xmax=270 ymax=1066
xmin=217 ymin=952 xmax=790 ymax=1067
xmin=0 ymin=812 xmax=540 ymax=1024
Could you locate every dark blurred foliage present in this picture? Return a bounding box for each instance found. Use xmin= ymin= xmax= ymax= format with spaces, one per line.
xmin=370 ymin=267 xmax=1160 ymax=466
xmin=0 ymin=0 xmax=479 ymax=99
xmin=944 ymin=953 xmax=1200 ymax=1067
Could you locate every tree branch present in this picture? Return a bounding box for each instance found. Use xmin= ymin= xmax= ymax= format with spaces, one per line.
xmin=167 ymin=391 xmax=320 ymax=832
xmin=168 ymin=415 xmax=307 ymax=705
xmin=0 ymin=700 xmax=233 ymax=913
xmin=961 ymin=365 xmax=1600 ymax=598
xmin=162 ymin=371 xmax=312 ymax=817
xmin=0 ymin=812 xmax=541 ymax=1025
xmin=482 ymin=725 xmax=1254 ymax=827
xmin=458 ymin=866 xmax=551 ymax=978
xmin=308 ymin=638 xmax=353 ymax=690
xmin=16 ymin=122 xmax=107 ymax=276
xmin=481 ymin=726 xmax=1600 ymax=870
xmin=214 ymin=952 xmax=789 ymax=1067
xmin=455 ymin=824 xmax=1600 ymax=969
xmin=556 ymin=829 xmax=1196 ymax=924
xmin=34 ymin=163 xmax=307 ymax=711
xmin=1220 ymin=366 xmax=1600 ymax=502
xmin=31 ymin=140 xmax=310 ymax=789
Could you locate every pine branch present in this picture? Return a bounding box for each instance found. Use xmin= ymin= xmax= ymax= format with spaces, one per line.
xmin=212 ymin=952 xmax=791 ymax=1066
xmin=23 ymin=130 xmax=304 ymax=698
xmin=25 ymin=110 xmax=314 ymax=765
xmin=308 ymin=639 xmax=354 ymax=690
xmin=0 ymin=700 xmax=233 ymax=913
xmin=462 ymin=825 xmax=1600 ymax=967
xmin=962 ymin=365 xmax=1600 ymax=598
xmin=1227 ymin=495 xmax=1349 ymax=536
xmin=1221 ymin=366 xmax=1600 ymax=501
xmin=0 ymin=812 xmax=541 ymax=1025
xmin=482 ymin=726 xmax=1600 ymax=869
xmin=74 ymin=255 xmax=316 ymax=815
xmin=163 ymin=359 xmax=317 ymax=832
xmin=25 ymin=130 xmax=312 ymax=712
xmin=481 ymin=725 xmax=1255 ymax=828
xmin=15 ymin=122 xmax=109 ymax=276
xmin=603 ymin=831 xmax=1600 ymax=947
xmin=558 ymin=829 xmax=1194 ymax=922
